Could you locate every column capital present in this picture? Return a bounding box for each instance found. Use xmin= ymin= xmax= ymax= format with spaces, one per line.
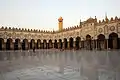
xmin=4 ymin=39 xmax=7 ymax=43
xmin=105 ymin=35 xmax=109 ymax=39
xmin=81 ymin=38 xmax=85 ymax=41
xmin=62 ymin=39 xmax=64 ymax=42
xmin=41 ymin=40 xmax=43 ymax=43
xmin=20 ymin=39 xmax=23 ymax=42
xmin=28 ymin=39 xmax=31 ymax=42
xmin=13 ymin=39 xmax=15 ymax=42
xmin=46 ymin=40 xmax=49 ymax=43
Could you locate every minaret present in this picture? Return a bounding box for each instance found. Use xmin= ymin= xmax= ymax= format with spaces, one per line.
xmin=58 ymin=16 xmax=63 ymax=31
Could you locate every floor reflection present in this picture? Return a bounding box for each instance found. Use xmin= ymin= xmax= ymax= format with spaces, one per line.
xmin=0 ymin=50 xmax=120 ymax=80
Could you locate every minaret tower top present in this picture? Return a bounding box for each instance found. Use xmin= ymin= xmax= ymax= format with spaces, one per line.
xmin=58 ymin=16 xmax=63 ymax=31
xmin=58 ymin=16 xmax=63 ymax=22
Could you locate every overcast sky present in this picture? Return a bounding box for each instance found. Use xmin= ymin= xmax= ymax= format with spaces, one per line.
xmin=0 ymin=0 xmax=120 ymax=30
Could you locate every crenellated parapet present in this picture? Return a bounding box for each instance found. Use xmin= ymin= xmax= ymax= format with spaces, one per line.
xmin=0 ymin=26 xmax=54 ymax=34
xmin=97 ymin=16 xmax=120 ymax=26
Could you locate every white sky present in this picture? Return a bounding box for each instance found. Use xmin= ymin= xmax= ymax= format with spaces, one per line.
xmin=0 ymin=0 xmax=120 ymax=31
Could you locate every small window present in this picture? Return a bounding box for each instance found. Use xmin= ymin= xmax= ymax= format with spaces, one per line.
xmin=91 ymin=23 xmax=92 ymax=25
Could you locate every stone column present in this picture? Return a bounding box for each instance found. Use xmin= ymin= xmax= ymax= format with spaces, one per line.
xmin=46 ymin=40 xmax=49 ymax=49
xmin=58 ymin=42 xmax=60 ymax=49
xmin=12 ymin=39 xmax=15 ymax=50
xmin=41 ymin=40 xmax=43 ymax=49
xmin=62 ymin=39 xmax=65 ymax=49
xmin=73 ymin=38 xmax=76 ymax=49
xmin=52 ymin=40 xmax=55 ymax=49
xmin=79 ymin=40 xmax=81 ymax=49
xmin=81 ymin=38 xmax=84 ymax=49
xmin=38 ymin=42 xmax=41 ymax=49
xmin=4 ymin=39 xmax=7 ymax=50
xmin=19 ymin=40 xmax=22 ymax=50
xmin=28 ymin=40 xmax=30 ymax=50
xmin=67 ymin=39 xmax=70 ymax=49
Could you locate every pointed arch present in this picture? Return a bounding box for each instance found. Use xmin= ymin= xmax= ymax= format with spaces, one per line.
xmin=97 ymin=34 xmax=105 ymax=50
xmin=64 ymin=38 xmax=67 ymax=49
xmin=59 ymin=39 xmax=62 ymax=49
xmin=54 ymin=39 xmax=58 ymax=49
xmin=69 ymin=37 xmax=73 ymax=49
xmin=85 ymin=34 xmax=92 ymax=50
xmin=75 ymin=36 xmax=81 ymax=50
xmin=48 ymin=39 xmax=52 ymax=49
xmin=37 ymin=39 xmax=41 ymax=49
xmin=0 ymin=38 xmax=4 ymax=50
xmin=14 ymin=38 xmax=21 ymax=50
xmin=22 ymin=39 xmax=28 ymax=50
xmin=108 ymin=32 xmax=118 ymax=49
xmin=6 ymin=38 xmax=13 ymax=50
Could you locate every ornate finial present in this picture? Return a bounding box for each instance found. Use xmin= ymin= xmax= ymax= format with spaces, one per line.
xmin=105 ymin=12 xmax=109 ymax=23
xmin=110 ymin=17 xmax=113 ymax=22
xmin=95 ymin=16 xmax=96 ymax=18
xmin=58 ymin=16 xmax=63 ymax=22
xmin=94 ymin=16 xmax=97 ymax=22
xmin=115 ymin=16 xmax=118 ymax=21
xmin=99 ymin=20 xmax=101 ymax=23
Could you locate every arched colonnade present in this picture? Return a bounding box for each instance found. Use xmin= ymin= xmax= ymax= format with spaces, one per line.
xmin=0 ymin=32 xmax=120 ymax=50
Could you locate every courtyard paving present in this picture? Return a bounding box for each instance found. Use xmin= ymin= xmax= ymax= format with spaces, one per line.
xmin=0 ymin=49 xmax=120 ymax=80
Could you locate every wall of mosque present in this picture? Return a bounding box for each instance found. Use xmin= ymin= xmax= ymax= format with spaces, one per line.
xmin=0 ymin=16 xmax=120 ymax=50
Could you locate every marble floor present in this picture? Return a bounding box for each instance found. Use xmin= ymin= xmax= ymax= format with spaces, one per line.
xmin=0 ymin=49 xmax=120 ymax=80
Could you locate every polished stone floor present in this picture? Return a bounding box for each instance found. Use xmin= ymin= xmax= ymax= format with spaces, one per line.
xmin=0 ymin=49 xmax=120 ymax=80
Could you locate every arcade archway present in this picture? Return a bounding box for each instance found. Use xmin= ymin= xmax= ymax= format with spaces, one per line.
xmin=75 ymin=36 xmax=81 ymax=50
xmin=48 ymin=39 xmax=53 ymax=49
xmin=14 ymin=39 xmax=21 ymax=50
xmin=30 ymin=39 xmax=35 ymax=49
xmin=108 ymin=33 xmax=118 ymax=49
xmin=22 ymin=39 xmax=28 ymax=50
xmin=64 ymin=38 xmax=67 ymax=49
xmin=37 ymin=39 xmax=41 ymax=49
xmin=86 ymin=35 xmax=92 ymax=50
xmin=69 ymin=37 xmax=73 ymax=49
xmin=97 ymin=34 xmax=105 ymax=50
xmin=6 ymin=38 xmax=13 ymax=50
xmin=0 ymin=38 xmax=4 ymax=50
xmin=59 ymin=39 xmax=62 ymax=49
xmin=43 ymin=39 xmax=47 ymax=49
xmin=54 ymin=39 xmax=58 ymax=49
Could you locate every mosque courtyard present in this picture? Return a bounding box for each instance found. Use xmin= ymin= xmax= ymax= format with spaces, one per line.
xmin=0 ymin=49 xmax=120 ymax=80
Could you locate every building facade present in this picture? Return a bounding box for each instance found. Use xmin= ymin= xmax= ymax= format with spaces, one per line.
xmin=0 ymin=16 xmax=120 ymax=50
